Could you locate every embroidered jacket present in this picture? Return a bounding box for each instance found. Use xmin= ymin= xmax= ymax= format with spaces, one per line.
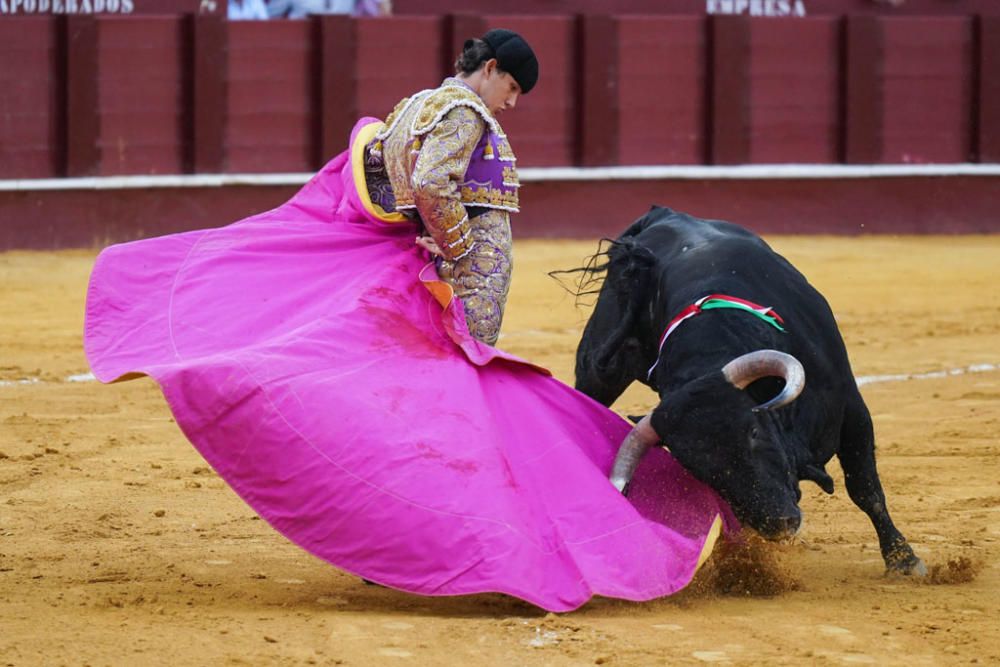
xmin=363 ymin=77 xmax=519 ymax=346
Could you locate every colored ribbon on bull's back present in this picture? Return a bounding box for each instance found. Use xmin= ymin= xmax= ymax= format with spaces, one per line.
xmin=647 ymin=294 xmax=786 ymax=378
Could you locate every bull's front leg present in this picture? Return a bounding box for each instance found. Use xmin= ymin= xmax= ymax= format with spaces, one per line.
xmin=575 ymin=337 xmax=645 ymax=407
xmin=837 ymin=399 xmax=926 ymax=576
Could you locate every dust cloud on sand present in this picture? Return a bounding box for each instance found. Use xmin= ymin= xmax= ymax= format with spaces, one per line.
xmin=1 ymin=236 xmax=998 ymax=665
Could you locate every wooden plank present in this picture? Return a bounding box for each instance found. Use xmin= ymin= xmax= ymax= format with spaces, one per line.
xmin=484 ymin=15 xmax=576 ymax=167
xmin=578 ymin=14 xmax=618 ymax=166
xmin=880 ymin=17 xmax=973 ymax=164
xmin=617 ymin=17 xmax=706 ymax=165
xmin=65 ymin=15 xmax=99 ymax=177
xmin=976 ymin=15 xmax=1000 ymax=162
xmin=393 ymin=0 xmax=1000 ymax=17
xmin=0 ymin=18 xmax=61 ymax=178
xmin=227 ymin=21 xmax=315 ymax=172
xmin=843 ymin=15 xmax=883 ymax=164
xmin=96 ymin=17 xmax=186 ymax=175
xmin=190 ymin=14 xmax=227 ymax=173
xmin=319 ymin=15 xmax=357 ymax=163
xmin=356 ymin=17 xmax=444 ymax=118
xmin=747 ymin=18 xmax=841 ymax=163
xmin=708 ymin=15 xmax=751 ymax=165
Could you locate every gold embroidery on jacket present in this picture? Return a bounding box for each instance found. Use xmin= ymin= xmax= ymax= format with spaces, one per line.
xmin=435 ymin=208 xmax=512 ymax=346
xmin=459 ymin=185 xmax=519 ymax=210
xmin=412 ymin=83 xmax=502 ymax=138
xmin=366 ymin=78 xmax=518 ymax=345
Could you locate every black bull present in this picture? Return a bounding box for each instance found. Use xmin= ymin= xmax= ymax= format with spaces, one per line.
xmin=574 ymin=206 xmax=925 ymax=575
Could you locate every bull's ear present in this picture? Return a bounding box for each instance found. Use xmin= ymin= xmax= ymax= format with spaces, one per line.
xmin=802 ymin=464 xmax=835 ymax=494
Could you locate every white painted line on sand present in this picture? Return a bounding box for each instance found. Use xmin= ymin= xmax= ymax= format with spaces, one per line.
xmin=0 ymin=378 xmax=40 ymax=387
xmin=0 ymin=373 xmax=94 ymax=387
xmin=855 ymin=363 xmax=999 ymax=387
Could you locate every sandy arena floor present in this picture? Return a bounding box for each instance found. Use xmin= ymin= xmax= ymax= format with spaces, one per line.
xmin=1 ymin=235 xmax=998 ymax=666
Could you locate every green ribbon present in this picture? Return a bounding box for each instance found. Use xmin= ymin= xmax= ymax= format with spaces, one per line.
xmin=699 ymin=298 xmax=786 ymax=332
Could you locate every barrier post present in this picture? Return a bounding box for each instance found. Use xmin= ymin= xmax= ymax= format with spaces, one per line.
xmin=843 ymin=15 xmax=883 ymax=164
xmin=708 ymin=14 xmax=751 ymax=165
xmin=976 ymin=15 xmax=1000 ymax=162
xmin=65 ymin=16 xmax=99 ymax=177
xmin=577 ymin=14 xmax=618 ymax=167
xmin=190 ymin=14 xmax=228 ymax=173
xmin=318 ymin=15 xmax=358 ymax=166
xmin=187 ymin=15 xmax=229 ymax=174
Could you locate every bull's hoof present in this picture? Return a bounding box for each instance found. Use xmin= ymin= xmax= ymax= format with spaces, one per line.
xmin=898 ymin=557 xmax=927 ymax=577
xmin=885 ymin=549 xmax=927 ymax=577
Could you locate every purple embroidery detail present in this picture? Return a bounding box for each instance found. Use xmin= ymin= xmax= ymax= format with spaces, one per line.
xmin=364 ymin=143 xmax=397 ymax=212
xmin=461 ymin=130 xmax=519 ymax=212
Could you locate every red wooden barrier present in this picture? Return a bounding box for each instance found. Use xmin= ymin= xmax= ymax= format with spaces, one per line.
xmin=318 ymin=15 xmax=355 ymax=163
xmin=578 ymin=14 xmax=616 ymax=167
xmin=5 ymin=173 xmax=1000 ymax=251
xmin=0 ymin=18 xmax=60 ymax=178
xmin=483 ymin=15 xmax=578 ymax=168
xmin=617 ymin=17 xmax=707 ymax=165
xmin=355 ymin=16 xmax=444 ymax=120
xmin=65 ymin=15 xmax=99 ymax=176
xmin=394 ymin=0 xmax=1000 ymax=17
xmin=747 ymin=18 xmax=841 ymax=163
xmin=880 ymin=17 xmax=974 ymax=163
xmin=96 ymin=17 xmax=186 ymax=175
xmin=1 ymin=12 xmax=999 ymax=182
xmin=320 ymin=16 xmax=448 ymax=164
xmin=709 ymin=15 xmax=751 ymax=164
xmin=190 ymin=14 xmax=227 ymax=173
xmin=978 ymin=16 xmax=1000 ymax=162
xmin=844 ymin=14 xmax=881 ymax=164
xmin=225 ymin=20 xmax=315 ymax=172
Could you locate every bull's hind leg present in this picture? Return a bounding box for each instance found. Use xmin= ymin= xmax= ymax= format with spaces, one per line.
xmin=837 ymin=398 xmax=926 ymax=576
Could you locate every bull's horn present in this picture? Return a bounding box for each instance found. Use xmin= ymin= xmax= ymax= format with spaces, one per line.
xmin=610 ymin=414 xmax=660 ymax=495
xmin=721 ymin=349 xmax=806 ymax=411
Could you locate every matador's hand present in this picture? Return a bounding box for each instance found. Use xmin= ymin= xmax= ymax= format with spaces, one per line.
xmin=415 ymin=235 xmax=444 ymax=257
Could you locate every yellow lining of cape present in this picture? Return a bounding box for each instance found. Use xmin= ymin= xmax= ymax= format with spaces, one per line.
xmin=351 ymin=122 xmax=409 ymax=224
xmin=694 ymin=514 xmax=724 ymax=572
xmin=352 ymin=124 xmax=450 ymax=307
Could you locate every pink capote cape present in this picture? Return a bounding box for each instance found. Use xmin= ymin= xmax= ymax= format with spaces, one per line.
xmin=84 ymin=119 xmax=737 ymax=612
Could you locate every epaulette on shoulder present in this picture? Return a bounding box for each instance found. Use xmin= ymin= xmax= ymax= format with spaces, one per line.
xmin=374 ymin=90 xmax=431 ymax=142
xmin=381 ymin=96 xmax=411 ymax=131
xmin=411 ymin=84 xmax=503 ymax=138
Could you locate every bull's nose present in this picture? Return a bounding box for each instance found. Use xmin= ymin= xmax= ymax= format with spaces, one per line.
xmin=761 ymin=514 xmax=801 ymax=539
xmin=776 ymin=515 xmax=801 ymax=535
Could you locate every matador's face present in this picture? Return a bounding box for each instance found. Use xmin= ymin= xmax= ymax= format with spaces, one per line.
xmin=479 ymin=61 xmax=521 ymax=116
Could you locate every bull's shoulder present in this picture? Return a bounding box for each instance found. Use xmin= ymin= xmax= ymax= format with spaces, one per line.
xmin=624 ymin=206 xmax=763 ymax=258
